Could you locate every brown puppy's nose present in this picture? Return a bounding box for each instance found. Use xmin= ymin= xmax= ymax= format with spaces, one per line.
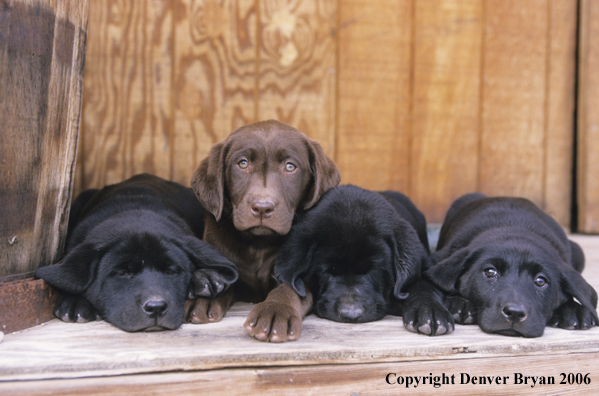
xmin=251 ymin=200 xmax=275 ymax=218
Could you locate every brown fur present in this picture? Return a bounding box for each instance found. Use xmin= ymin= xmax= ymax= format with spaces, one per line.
xmin=185 ymin=120 xmax=340 ymax=342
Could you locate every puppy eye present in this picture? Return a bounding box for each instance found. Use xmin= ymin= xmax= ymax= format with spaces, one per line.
xmin=238 ymin=159 xmax=249 ymax=169
xmin=483 ymin=268 xmax=498 ymax=278
xmin=534 ymin=276 xmax=548 ymax=287
xmin=285 ymin=162 xmax=297 ymax=172
xmin=164 ymin=266 xmax=180 ymax=275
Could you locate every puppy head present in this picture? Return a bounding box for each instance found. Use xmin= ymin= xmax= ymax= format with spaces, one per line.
xmin=275 ymin=185 xmax=425 ymax=323
xmin=428 ymin=233 xmax=598 ymax=337
xmin=190 ymin=120 xmax=340 ymax=236
xmin=36 ymin=226 xmax=237 ymax=332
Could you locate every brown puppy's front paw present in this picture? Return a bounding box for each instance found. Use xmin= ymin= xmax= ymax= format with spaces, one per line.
xmin=184 ymin=297 xmax=226 ymax=324
xmin=244 ymin=302 xmax=302 ymax=342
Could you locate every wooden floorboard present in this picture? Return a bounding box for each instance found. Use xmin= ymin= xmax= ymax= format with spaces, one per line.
xmin=1 ymin=234 xmax=599 ymax=394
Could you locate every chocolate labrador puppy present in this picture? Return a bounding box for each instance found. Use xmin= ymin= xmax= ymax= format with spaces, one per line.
xmin=424 ymin=193 xmax=598 ymax=337
xmin=184 ymin=120 xmax=340 ymax=342
xmin=35 ymin=174 xmax=238 ymax=332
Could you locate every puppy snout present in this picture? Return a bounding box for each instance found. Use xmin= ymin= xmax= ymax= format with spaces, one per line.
xmin=250 ymin=199 xmax=275 ymax=218
xmin=502 ymin=303 xmax=527 ymax=323
xmin=143 ymin=299 xmax=168 ymax=318
xmin=338 ymin=303 xmax=365 ymax=321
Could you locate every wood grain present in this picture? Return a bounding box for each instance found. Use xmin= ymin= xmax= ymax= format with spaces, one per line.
xmin=479 ymin=0 xmax=549 ymax=203
xmin=77 ymin=0 xmax=173 ymax=192
xmin=0 ymin=0 xmax=88 ymax=276
xmin=578 ymin=0 xmax=599 ymax=233
xmin=172 ymin=0 xmax=258 ymax=186
xmin=543 ymin=0 xmax=577 ymax=226
xmin=336 ymin=0 xmax=413 ymax=192
xmin=3 ymin=352 xmax=598 ymax=396
xmin=410 ymin=0 xmax=483 ymax=223
xmin=257 ymin=0 xmax=336 ymax=156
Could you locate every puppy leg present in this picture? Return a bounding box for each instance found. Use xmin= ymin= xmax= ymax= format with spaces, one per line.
xmin=402 ymin=279 xmax=454 ymax=336
xmin=184 ymin=287 xmax=234 ymax=324
xmin=54 ymin=294 xmax=100 ymax=323
xmin=244 ymin=284 xmax=313 ymax=343
xmin=445 ymin=295 xmax=476 ymax=324
xmin=550 ymin=300 xmax=597 ymax=330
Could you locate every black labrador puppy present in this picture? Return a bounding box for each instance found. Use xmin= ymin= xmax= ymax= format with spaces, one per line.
xmin=35 ymin=174 xmax=238 ymax=332
xmin=274 ymin=184 xmax=450 ymax=329
xmin=425 ymin=193 xmax=598 ymax=337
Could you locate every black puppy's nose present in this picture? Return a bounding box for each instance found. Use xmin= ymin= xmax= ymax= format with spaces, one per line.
xmin=143 ymin=299 xmax=168 ymax=318
xmin=338 ymin=304 xmax=364 ymax=321
xmin=251 ymin=200 xmax=275 ymax=218
xmin=502 ymin=304 xmax=527 ymax=323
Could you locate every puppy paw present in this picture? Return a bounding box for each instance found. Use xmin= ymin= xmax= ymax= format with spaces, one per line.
xmin=402 ymin=299 xmax=455 ymax=336
xmin=54 ymin=294 xmax=100 ymax=323
xmin=184 ymin=297 xmax=227 ymax=324
xmin=550 ymin=300 xmax=597 ymax=330
xmin=187 ymin=269 xmax=229 ymax=299
xmin=445 ymin=296 xmax=476 ymax=325
xmin=244 ymin=302 xmax=302 ymax=343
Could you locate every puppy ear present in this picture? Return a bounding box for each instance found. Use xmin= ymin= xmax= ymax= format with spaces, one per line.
xmin=274 ymin=236 xmax=316 ymax=299
xmin=559 ymin=264 xmax=598 ymax=321
xmin=35 ymin=243 xmax=101 ymax=294
xmin=191 ymin=140 xmax=229 ymax=221
xmin=425 ymin=248 xmax=477 ymax=293
xmin=177 ymin=237 xmax=238 ymax=286
xmin=391 ymin=221 xmax=427 ymax=300
xmin=302 ymin=138 xmax=340 ymax=210
xmin=569 ymin=240 xmax=585 ymax=273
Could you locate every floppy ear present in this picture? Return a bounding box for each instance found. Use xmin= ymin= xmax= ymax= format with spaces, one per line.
xmin=302 ymin=138 xmax=341 ymax=210
xmin=559 ymin=264 xmax=598 ymax=321
xmin=177 ymin=237 xmax=238 ymax=286
xmin=569 ymin=240 xmax=585 ymax=273
xmin=34 ymin=243 xmax=101 ymax=294
xmin=425 ymin=247 xmax=478 ymax=293
xmin=390 ymin=222 xmax=426 ymax=300
xmin=274 ymin=236 xmax=317 ymax=299
xmin=190 ymin=140 xmax=229 ymax=221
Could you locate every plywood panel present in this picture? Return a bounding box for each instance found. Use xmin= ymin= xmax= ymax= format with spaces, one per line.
xmin=578 ymin=0 xmax=599 ymax=233
xmin=336 ymin=0 xmax=413 ymax=192
xmin=479 ymin=0 xmax=549 ymax=202
xmin=172 ymin=0 xmax=257 ymax=186
xmin=257 ymin=0 xmax=336 ymax=155
xmin=0 ymin=0 xmax=88 ymax=276
xmin=410 ymin=0 xmax=483 ymax=223
xmin=78 ymin=0 xmax=173 ymax=190
xmin=543 ymin=0 xmax=577 ymax=227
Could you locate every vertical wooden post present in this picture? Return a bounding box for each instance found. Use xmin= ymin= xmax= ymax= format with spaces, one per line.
xmin=0 ymin=0 xmax=89 ymax=277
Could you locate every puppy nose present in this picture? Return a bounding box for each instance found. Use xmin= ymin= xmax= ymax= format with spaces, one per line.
xmin=502 ymin=304 xmax=527 ymax=323
xmin=143 ymin=299 xmax=168 ymax=318
xmin=251 ymin=199 xmax=275 ymax=218
xmin=338 ymin=303 xmax=364 ymax=321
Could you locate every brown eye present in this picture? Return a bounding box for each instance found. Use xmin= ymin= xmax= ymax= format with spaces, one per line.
xmin=285 ymin=162 xmax=296 ymax=172
xmin=484 ymin=268 xmax=498 ymax=279
xmin=535 ymin=276 xmax=547 ymax=287
xmin=238 ymin=159 xmax=249 ymax=169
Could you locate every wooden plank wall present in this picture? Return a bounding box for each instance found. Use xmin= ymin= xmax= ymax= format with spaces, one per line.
xmin=0 ymin=0 xmax=89 ymax=277
xmin=578 ymin=0 xmax=599 ymax=233
xmin=75 ymin=0 xmax=578 ymax=226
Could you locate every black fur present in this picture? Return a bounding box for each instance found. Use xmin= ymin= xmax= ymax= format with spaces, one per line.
xmin=426 ymin=193 xmax=598 ymax=338
xmin=274 ymin=185 xmax=434 ymax=324
xmin=35 ymin=174 xmax=237 ymax=332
